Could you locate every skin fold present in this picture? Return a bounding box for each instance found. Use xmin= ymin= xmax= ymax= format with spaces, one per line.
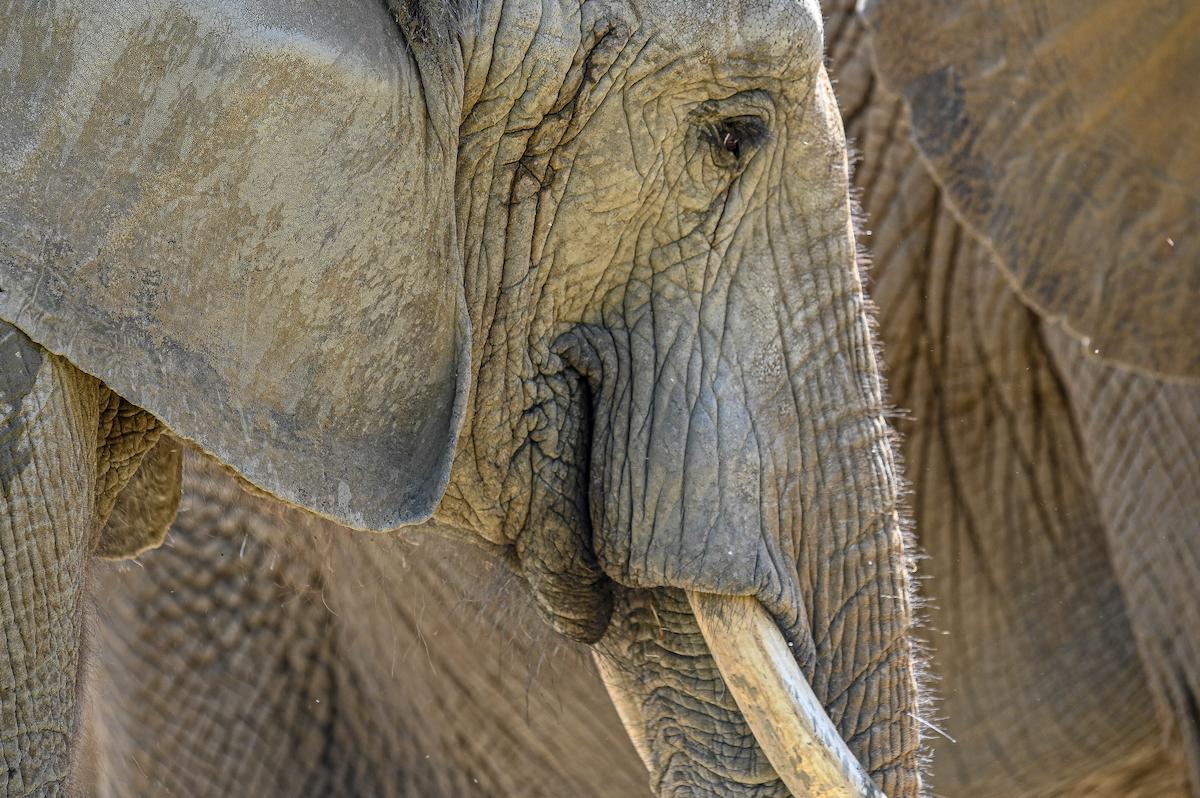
xmin=0 ymin=0 xmax=922 ymax=795
xmin=0 ymin=326 xmax=172 ymax=796
xmin=0 ymin=330 xmax=99 ymax=797
xmin=838 ymin=2 xmax=1197 ymax=794
xmin=437 ymin=5 xmax=923 ymax=791
xmin=86 ymin=4 xmax=1200 ymax=797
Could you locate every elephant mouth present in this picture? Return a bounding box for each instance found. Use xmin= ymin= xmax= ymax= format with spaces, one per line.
xmin=596 ymin=589 xmax=884 ymax=797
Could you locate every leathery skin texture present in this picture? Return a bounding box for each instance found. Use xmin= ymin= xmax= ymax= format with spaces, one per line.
xmin=0 ymin=1 xmax=923 ymax=794
xmin=827 ymin=0 xmax=1200 ymax=794
xmin=429 ymin=1 xmax=922 ymax=793
xmin=30 ymin=2 xmax=1198 ymax=796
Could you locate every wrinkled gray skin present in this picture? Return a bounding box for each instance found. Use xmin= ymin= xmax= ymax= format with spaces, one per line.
xmin=843 ymin=0 xmax=1200 ymax=793
xmin=826 ymin=4 xmax=1200 ymax=795
xmin=0 ymin=0 xmax=922 ymax=795
xmin=86 ymin=2 xmax=1200 ymax=797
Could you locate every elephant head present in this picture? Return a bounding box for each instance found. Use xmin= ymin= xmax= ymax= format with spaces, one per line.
xmin=0 ymin=0 xmax=921 ymax=794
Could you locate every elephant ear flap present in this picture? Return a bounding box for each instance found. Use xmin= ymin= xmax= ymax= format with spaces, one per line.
xmin=864 ymin=0 xmax=1200 ymax=381
xmin=0 ymin=1 xmax=469 ymax=529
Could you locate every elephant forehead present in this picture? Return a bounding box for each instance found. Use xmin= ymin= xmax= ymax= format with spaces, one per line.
xmin=630 ymin=0 xmax=823 ymax=67
xmin=0 ymin=0 xmax=467 ymax=530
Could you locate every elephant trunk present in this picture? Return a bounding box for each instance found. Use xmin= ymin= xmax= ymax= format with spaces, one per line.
xmin=577 ymin=71 xmax=922 ymax=795
xmin=0 ymin=325 xmax=100 ymax=796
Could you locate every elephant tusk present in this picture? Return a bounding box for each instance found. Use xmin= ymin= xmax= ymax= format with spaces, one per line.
xmin=687 ymin=591 xmax=886 ymax=798
xmin=593 ymin=652 xmax=655 ymax=768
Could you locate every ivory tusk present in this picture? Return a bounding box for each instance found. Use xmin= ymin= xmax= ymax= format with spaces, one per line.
xmin=593 ymin=652 xmax=655 ymax=769
xmin=687 ymin=591 xmax=885 ymax=798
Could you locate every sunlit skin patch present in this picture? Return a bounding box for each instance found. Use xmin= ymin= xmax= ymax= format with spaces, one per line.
xmin=445 ymin=1 xmax=865 ymax=636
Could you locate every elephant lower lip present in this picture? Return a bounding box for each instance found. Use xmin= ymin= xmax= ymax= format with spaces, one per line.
xmin=688 ymin=591 xmax=884 ymax=798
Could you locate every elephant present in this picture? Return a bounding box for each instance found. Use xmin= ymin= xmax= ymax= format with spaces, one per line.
xmin=3 ymin=0 xmax=1197 ymax=795
xmin=91 ymin=1 xmax=1200 ymax=796
xmin=0 ymin=0 xmax=923 ymax=796
xmin=840 ymin=1 xmax=1200 ymax=795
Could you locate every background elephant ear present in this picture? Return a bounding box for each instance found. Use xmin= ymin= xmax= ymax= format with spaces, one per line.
xmin=863 ymin=0 xmax=1200 ymax=381
xmin=0 ymin=0 xmax=469 ymax=529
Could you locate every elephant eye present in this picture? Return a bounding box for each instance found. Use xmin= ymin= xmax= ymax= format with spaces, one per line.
xmin=705 ymin=116 xmax=769 ymax=168
xmin=722 ymin=131 xmax=741 ymax=157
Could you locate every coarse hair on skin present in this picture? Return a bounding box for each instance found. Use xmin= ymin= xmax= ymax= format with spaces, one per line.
xmin=846 ymin=133 xmax=938 ymax=791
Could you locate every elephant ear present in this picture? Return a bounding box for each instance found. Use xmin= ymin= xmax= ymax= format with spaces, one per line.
xmin=0 ymin=0 xmax=469 ymax=529
xmin=863 ymin=0 xmax=1200 ymax=381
